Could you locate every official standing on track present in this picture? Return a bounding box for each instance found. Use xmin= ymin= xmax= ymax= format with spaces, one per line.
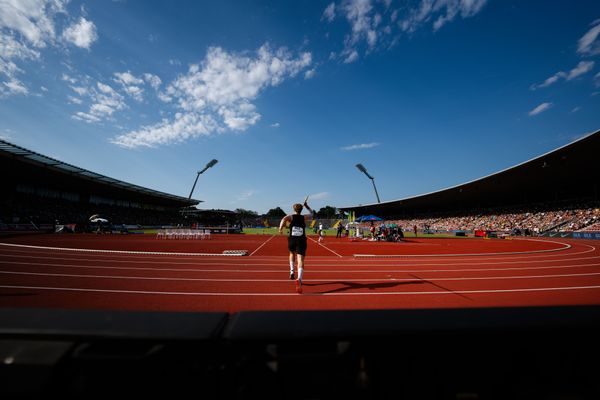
xmin=279 ymin=200 xmax=314 ymax=294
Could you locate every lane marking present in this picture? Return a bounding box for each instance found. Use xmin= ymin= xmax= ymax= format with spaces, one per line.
xmin=249 ymin=235 xmax=276 ymax=256
xmin=0 ymin=241 xmax=594 ymax=262
xmin=0 ymin=243 xmax=245 ymax=257
xmin=2 ymin=251 xmax=600 ymax=268
xmin=307 ymin=237 xmax=343 ymax=258
xmin=1 ymin=284 xmax=600 ymax=296
xmin=354 ymin=241 xmax=571 ymax=258
xmin=3 ymin=259 xmax=600 ymax=274
xmin=3 ymin=269 xmax=600 ymax=283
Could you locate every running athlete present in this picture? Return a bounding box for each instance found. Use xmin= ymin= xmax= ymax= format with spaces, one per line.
xmin=279 ymin=200 xmax=314 ymax=294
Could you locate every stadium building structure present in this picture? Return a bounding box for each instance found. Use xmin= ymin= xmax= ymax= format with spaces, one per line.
xmin=340 ymin=129 xmax=600 ymax=218
xmin=1 ymin=139 xmax=200 ymax=228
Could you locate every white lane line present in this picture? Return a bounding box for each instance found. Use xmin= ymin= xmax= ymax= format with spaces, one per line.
xmin=354 ymin=241 xmax=571 ymax=258
xmin=3 ymin=269 xmax=600 ymax=283
xmin=249 ymin=235 xmax=276 ymax=256
xmin=307 ymin=237 xmax=343 ymax=258
xmin=0 ymin=241 xmax=594 ymax=262
xmin=3 ymin=260 xmax=600 ymax=274
xmin=2 ymin=252 xmax=600 ymax=268
xmin=1 ymin=284 xmax=600 ymax=296
xmin=0 ymin=243 xmax=244 ymax=257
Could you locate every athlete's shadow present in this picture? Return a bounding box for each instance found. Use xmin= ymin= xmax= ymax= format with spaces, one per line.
xmin=303 ymin=280 xmax=426 ymax=294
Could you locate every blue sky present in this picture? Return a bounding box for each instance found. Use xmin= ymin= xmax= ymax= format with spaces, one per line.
xmin=1 ymin=0 xmax=600 ymax=214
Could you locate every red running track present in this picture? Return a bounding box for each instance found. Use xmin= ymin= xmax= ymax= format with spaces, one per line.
xmin=1 ymin=234 xmax=599 ymax=313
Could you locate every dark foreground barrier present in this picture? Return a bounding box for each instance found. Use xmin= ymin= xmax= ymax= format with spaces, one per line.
xmin=1 ymin=307 xmax=600 ymax=399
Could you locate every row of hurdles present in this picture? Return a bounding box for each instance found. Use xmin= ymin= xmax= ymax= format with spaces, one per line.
xmin=155 ymin=229 xmax=212 ymax=240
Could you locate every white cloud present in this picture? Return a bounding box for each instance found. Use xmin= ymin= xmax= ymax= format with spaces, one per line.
xmin=235 ymin=190 xmax=257 ymax=202
xmin=72 ymin=111 xmax=100 ymax=123
xmin=112 ymin=44 xmax=312 ymax=148
xmin=322 ymin=2 xmax=336 ymax=22
xmin=304 ymin=68 xmax=316 ymax=79
xmin=432 ymin=0 xmax=487 ymax=31
xmin=531 ymin=61 xmax=595 ymax=90
xmin=343 ymin=0 xmax=378 ymax=57
xmin=528 ymin=102 xmax=552 ymax=116
xmin=0 ymin=1 xmax=97 ymax=97
xmin=114 ymin=71 xmax=143 ymax=86
xmin=143 ymin=73 xmax=162 ymax=90
xmin=110 ymin=112 xmax=221 ymax=148
xmin=270 ymin=122 xmax=280 ymax=128
xmin=571 ymin=106 xmax=581 ymax=113
xmin=594 ymin=71 xmax=600 ymax=87
xmin=71 ymin=80 xmax=126 ymax=123
xmin=567 ymin=60 xmax=595 ymax=80
xmin=341 ymin=142 xmax=380 ymax=151
xmin=113 ymin=71 xmax=145 ymax=101
xmin=343 ymin=49 xmax=359 ymax=63
xmin=0 ymin=28 xmax=40 ymax=97
xmin=309 ymin=192 xmax=331 ymax=200
xmin=0 ymin=0 xmax=67 ymax=48
xmin=67 ymin=95 xmax=82 ymax=104
xmin=400 ymin=0 xmax=434 ymax=33
xmin=577 ymin=19 xmax=600 ymax=56
xmin=328 ymin=0 xmax=487 ymax=63
xmin=400 ymin=0 xmax=487 ymax=33
xmin=40 ymin=85 xmax=48 ymax=92
xmin=2 ymin=79 xmax=28 ymax=95
xmin=61 ymin=17 xmax=97 ymax=49
xmin=70 ymin=85 xmax=88 ymax=96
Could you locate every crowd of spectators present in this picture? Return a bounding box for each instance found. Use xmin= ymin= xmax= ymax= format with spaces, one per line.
xmin=371 ymin=201 xmax=600 ymax=235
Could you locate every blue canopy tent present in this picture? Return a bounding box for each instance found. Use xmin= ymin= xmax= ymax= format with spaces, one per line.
xmin=356 ymin=215 xmax=383 ymax=222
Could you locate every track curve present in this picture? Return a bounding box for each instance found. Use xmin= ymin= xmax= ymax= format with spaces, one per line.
xmin=1 ymin=235 xmax=599 ymax=312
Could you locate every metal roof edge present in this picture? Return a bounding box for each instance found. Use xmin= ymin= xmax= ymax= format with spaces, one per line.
xmin=1 ymin=139 xmax=199 ymax=206
xmin=340 ymin=128 xmax=600 ymax=210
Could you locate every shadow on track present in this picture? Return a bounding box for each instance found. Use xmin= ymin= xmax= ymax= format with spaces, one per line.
xmin=303 ymin=280 xmax=426 ymax=294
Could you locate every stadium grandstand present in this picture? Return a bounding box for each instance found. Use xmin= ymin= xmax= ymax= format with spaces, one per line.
xmin=340 ymin=128 xmax=600 ymax=238
xmin=0 ymin=139 xmax=243 ymax=232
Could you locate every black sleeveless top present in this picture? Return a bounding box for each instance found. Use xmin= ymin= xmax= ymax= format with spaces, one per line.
xmin=288 ymin=214 xmax=306 ymax=238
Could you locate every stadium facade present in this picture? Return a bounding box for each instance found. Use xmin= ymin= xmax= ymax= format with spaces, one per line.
xmin=1 ymin=139 xmax=199 ymax=212
xmin=340 ymin=129 xmax=600 ymax=217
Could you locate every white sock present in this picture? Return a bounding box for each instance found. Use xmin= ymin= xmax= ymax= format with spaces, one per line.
xmin=289 ymin=261 xmax=294 ymax=274
xmin=298 ymin=267 xmax=303 ymax=282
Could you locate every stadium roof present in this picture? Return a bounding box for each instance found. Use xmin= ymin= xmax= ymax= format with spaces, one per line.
xmin=1 ymin=139 xmax=200 ymax=208
xmin=341 ymin=128 xmax=600 ymax=217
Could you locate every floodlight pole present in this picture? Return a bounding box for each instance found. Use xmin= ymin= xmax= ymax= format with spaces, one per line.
xmin=356 ymin=163 xmax=381 ymax=203
xmin=370 ymin=178 xmax=381 ymax=203
xmin=189 ymin=159 xmax=219 ymax=200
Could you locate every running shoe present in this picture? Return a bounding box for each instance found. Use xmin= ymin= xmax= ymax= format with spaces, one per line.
xmin=295 ymin=280 xmax=303 ymax=294
xmin=290 ymin=272 xmax=295 ymax=280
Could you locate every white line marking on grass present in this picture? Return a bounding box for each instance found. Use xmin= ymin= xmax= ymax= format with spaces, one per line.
xmin=249 ymin=235 xmax=276 ymax=256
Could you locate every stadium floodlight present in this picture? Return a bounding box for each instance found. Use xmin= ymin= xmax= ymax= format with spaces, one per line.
xmin=355 ymin=163 xmax=381 ymax=203
xmin=188 ymin=159 xmax=219 ymax=200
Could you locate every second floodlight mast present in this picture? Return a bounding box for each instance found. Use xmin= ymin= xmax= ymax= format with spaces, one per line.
xmin=356 ymin=163 xmax=381 ymax=203
xmin=189 ymin=159 xmax=219 ymax=200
